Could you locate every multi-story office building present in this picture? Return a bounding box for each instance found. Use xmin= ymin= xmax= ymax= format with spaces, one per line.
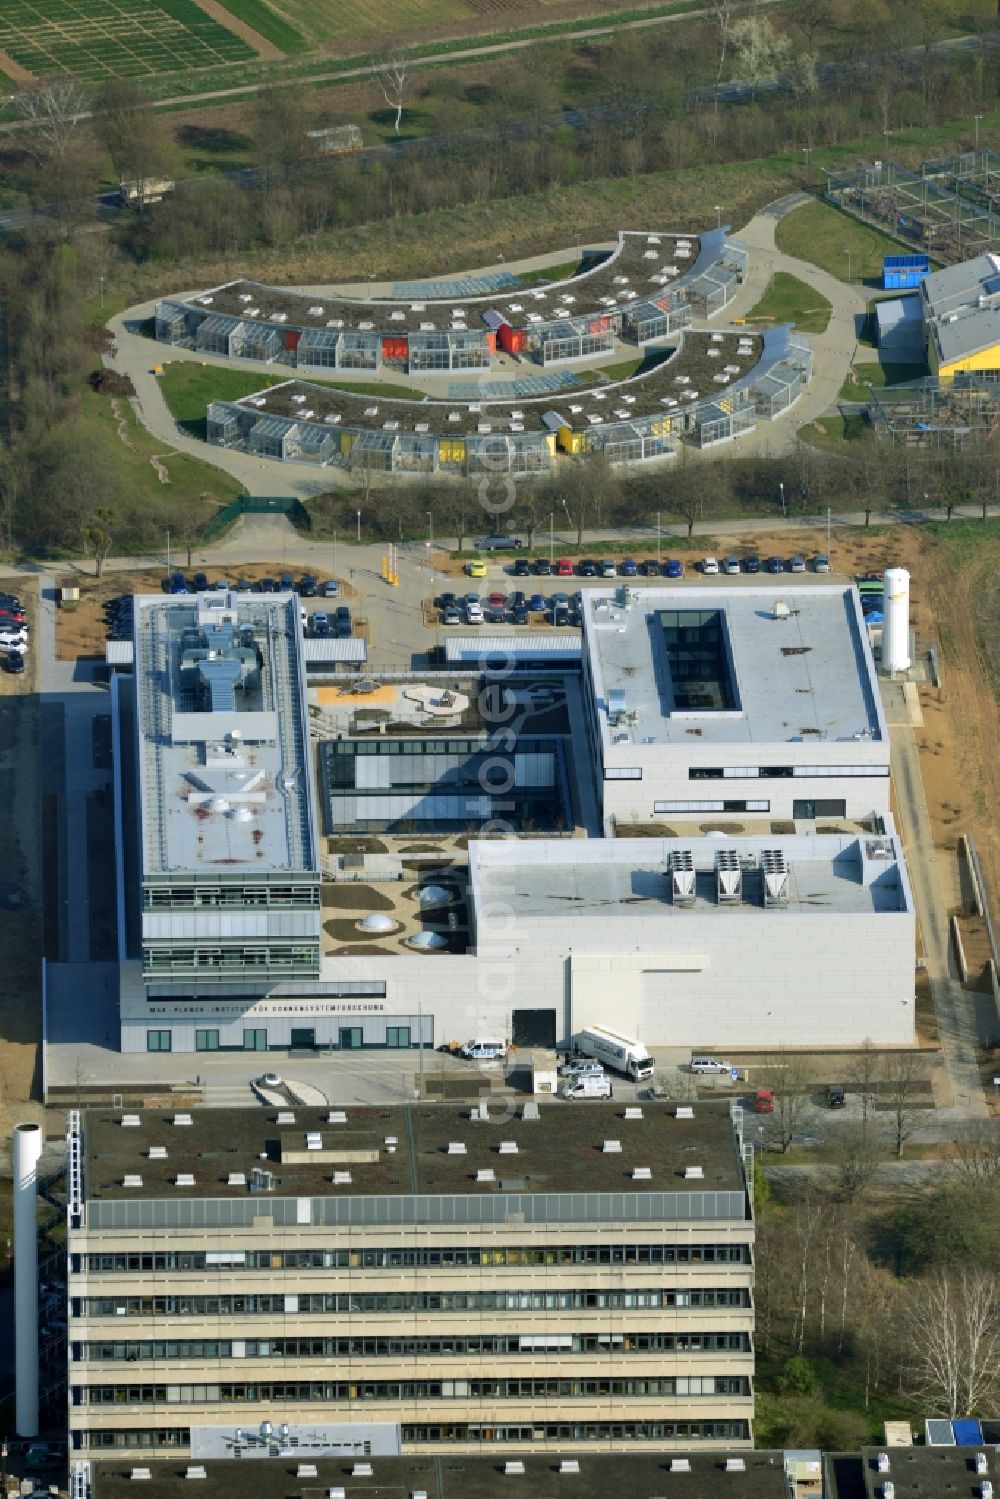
xmin=580 ymin=584 xmax=890 ymax=829
xmin=67 ymin=1099 xmax=755 ymax=1457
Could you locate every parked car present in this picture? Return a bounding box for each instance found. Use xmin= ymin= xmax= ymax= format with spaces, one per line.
xmin=257 ymin=1072 xmax=282 ymax=1089
xmin=509 ymin=590 xmax=526 ymax=610
xmin=578 ymin=559 xmax=598 ymax=577
xmin=742 ymin=554 xmax=761 ymax=574
xmin=766 ymin=555 xmax=785 ymax=574
xmin=313 ymin=611 xmax=329 ymax=632
xmin=334 ymin=605 xmax=352 ymax=636
xmin=466 ymin=601 xmax=484 ymax=624
xmin=790 ymin=554 xmax=806 ymax=573
xmin=555 ymin=558 xmax=574 ymax=577
xmin=640 ymin=559 xmax=661 ymax=577
xmin=193 ymin=571 xmax=209 ymax=592
xmin=826 ymin=1084 xmax=847 ymax=1109
xmin=513 ymin=558 xmax=532 ymax=577
xmin=754 ymin=1088 xmax=775 ymax=1114
xmin=2 ymin=652 xmax=24 ymax=674
xmin=665 ymin=559 xmax=684 ymax=579
xmin=442 ymin=606 xmax=461 ymax=625
xmin=600 ymin=560 xmax=617 ymax=577
xmin=466 ymin=559 xmax=487 ymax=578
xmin=476 ymin=533 xmax=522 ymax=550
xmin=689 ymin=1056 xmax=731 ymax=1074
xmin=512 ymin=606 xmax=529 ymax=625
xmin=701 ymin=556 xmax=720 ymax=575
xmin=279 ymin=573 xmax=295 ymax=592
xmin=558 ymin=1057 xmax=605 ymax=1078
xmin=298 ymin=574 xmax=317 ymax=596
xmin=259 ymin=576 xmax=277 ymax=593
xmin=167 ymin=571 xmax=188 ymax=594
xmin=211 ymin=579 xmax=230 ymax=591
xmin=619 ymin=558 xmax=638 ymax=576
xmin=235 ymin=577 xmax=253 ymax=593
xmin=320 ymin=578 xmax=341 ymax=597
xmin=813 ymin=554 xmax=831 ymax=573
xmin=562 ymin=1074 xmax=613 ymax=1100
xmin=437 ymin=591 xmax=457 ymax=610
xmin=723 ymin=556 xmax=741 ymax=575
xmin=528 ymin=593 xmax=546 ymax=612
xmin=534 ymin=557 xmax=552 ymax=576
xmin=487 ymin=592 xmax=507 ymax=610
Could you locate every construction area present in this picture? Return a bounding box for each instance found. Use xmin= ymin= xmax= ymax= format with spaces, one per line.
xmin=827 ymin=150 xmax=1000 ymax=263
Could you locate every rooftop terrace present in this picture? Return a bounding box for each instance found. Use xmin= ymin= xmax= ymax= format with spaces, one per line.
xmin=81 ymin=1100 xmax=747 ymax=1204
xmin=583 ymin=585 xmax=885 ymax=749
xmin=133 ymin=593 xmax=318 ymax=879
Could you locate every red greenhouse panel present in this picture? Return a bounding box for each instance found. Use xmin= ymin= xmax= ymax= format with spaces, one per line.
xmin=284 ymin=329 xmax=302 ymax=352
xmin=381 ymin=336 xmax=409 ymax=360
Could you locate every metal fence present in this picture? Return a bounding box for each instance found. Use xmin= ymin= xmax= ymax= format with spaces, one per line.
xmin=202 ymin=495 xmax=312 ymax=541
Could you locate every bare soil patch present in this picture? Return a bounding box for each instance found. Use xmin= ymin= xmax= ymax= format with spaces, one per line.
xmin=321 ymin=883 xmax=395 ymax=910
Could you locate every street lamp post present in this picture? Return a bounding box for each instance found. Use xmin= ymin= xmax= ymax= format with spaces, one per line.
xmin=802 ymin=145 xmax=812 ymax=172
xmin=656 ymin=510 xmax=661 ymax=567
xmin=975 ymin=113 xmax=983 ymax=151
xmin=165 ymin=528 xmax=170 ymax=579
xmin=427 ymin=510 xmax=434 ymax=600
xmin=549 ymin=511 xmax=554 ymax=565
xmin=333 ymin=528 xmax=337 ymax=581
xmin=356 ymin=508 xmax=361 ymax=543
xmin=844 ymin=248 xmax=853 ymax=283
xmin=779 ymin=481 xmax=785 ymax=519
xmin=714 ymin=204 xmax=722 ymax=228
xmin=367 ymin=271 xmax=374 ymax=302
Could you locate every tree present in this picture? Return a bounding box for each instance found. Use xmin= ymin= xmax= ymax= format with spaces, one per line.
xmin=92 ymin=77 xmax=175 ymax=193
xmin=81 ymin=508 xmax=114 ymax=578
xmin=372 ymin=53 xmax=413 ymax=136
xmin=250 ymin=84 xmax=313 ymax=187
xmin=755 ymin=1051 xmax=817 ymax=1154
xmin=710 ymin=0 xmax=737 ymax=88
xmin=901 ymin=1267 xmax=1000 ymax=1416
xmin=882 ymin=1049 xmax=924 ymax=1157
xmin=830 ymin=1118 xmax=885 ymax=1201
xmin=847 ymin=1039 xmax=880 ymax=1122
xmin=953 ymin=1121 xmax=1000 ymax=1186
xmin=15 ymin=77 xmax=86 ymax=163
xmin=730 ymin=16 xmax=793 ymax=99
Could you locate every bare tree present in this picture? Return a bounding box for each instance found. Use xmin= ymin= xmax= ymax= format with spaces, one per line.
xmin=901 ymin=1267 xmax=1000 ymax=1416
xmin=882 ymin=1050 xmax=924 ymax=1158
xmin=710 ymin=0 xmax=737 ymax=88
xmin=371 ymin=53 xmax=412 ymax=135
xmin=16 ymin=78 xmax=86 ymax=162
xmin=81 ymin=508 xmax=114 ymax=578
xmin=830 ymin=1119 xmax=885 ymax=1201
xmin=848 ymin=1040 xmax=880 ymax=1122
xmin=952 ymin=1121 xmax=1000 ymax=1186
xmin=756 ymin=1051 xmax=817 ymax=1155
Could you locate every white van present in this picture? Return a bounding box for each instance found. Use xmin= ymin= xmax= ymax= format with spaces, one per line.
xmin=562 ymin=1074 xmax=613 ymax=1100
xmin=690 ymin=1056 xmax=731 ymax=1074
xmin=461 ymin=1038 xmax=507 ymax=1062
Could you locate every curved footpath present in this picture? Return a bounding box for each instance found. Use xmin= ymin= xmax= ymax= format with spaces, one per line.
xmin=108 ymin=196 xmax=879 ymax=494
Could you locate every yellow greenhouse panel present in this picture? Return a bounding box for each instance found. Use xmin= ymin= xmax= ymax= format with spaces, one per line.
xmin=558 ymin=426 xmax=586 ymax=454
xmin=544 ymin=433 xmax=557 ymax=455
xmin=341 ymin=431 xmax=355 ymax=455
xmin=439 ymin=439 xmax=466 ymax=463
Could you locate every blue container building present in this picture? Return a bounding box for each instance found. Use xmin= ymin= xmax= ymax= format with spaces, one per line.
xmin=883 ymin=254 xmax=929 ymax=290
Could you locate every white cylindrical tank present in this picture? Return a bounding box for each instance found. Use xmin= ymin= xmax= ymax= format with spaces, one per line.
xmin=882 ymin=567 xmax=911 ymax=673
xmin=14 ymin=1121 xmax=42 ymax=1437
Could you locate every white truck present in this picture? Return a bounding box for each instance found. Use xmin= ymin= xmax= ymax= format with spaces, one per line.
xmin=575 ymin=1025 xmax=654 ymax=1082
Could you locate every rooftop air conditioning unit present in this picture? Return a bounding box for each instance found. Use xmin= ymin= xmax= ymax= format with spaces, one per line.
xmin=715 ymin=848 xmax=742 ymax=903
xmin=761 ymin=848 xmax=789 ymax=907
xmin=668 ymin=848 xmax=696 ymax=906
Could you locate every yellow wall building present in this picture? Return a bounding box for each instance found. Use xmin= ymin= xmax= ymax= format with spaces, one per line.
xmin=921 ymin=253 xmax=1000 ymax=379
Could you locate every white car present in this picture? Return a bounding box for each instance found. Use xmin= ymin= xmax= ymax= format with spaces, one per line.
xmin=558 ymin=1058 xmax=604 ymax=1079
xmin=722 ymin=557 xmax=741 ymax=575
xmin=701 ymin=557 xmax=720 ymax=575
xmin=466 ymin=603 xmax=484 ymax=624
xmin=0 ymin=632 xmax=27 ymax=648
xmin=689 ymin=1056 xmax=731 ymax=1074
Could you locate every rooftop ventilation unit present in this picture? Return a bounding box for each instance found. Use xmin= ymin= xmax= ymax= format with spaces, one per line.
xmin=276 ymin=1111 xmax=295 ymax=1124
xmin=633 ymin=1166 xmax=652 ymax=1180
xmin=676 ymin=1106 xmax=694 ymax=1119
xmin=761 ymin=848 xmax=790 ymax=907
xmin=249 ymin=1167 xmax=275 ymax=1193
xmin=725 ymin=1459 xmax=746 ymax=1472
xmin=148 ymin=1146 xmax=167 ymax=1160
xmin=123 ymin=1174 xmax=143 ymax=1189
xmin=328 ymin=1110 xmax=347 ymax=1124
xmin=447 ymin=1141 xmax=467 ymax=1155
xmin=476 ymin=1168 xmax=495 ymax=1182
xmin=603 ymin=1140 xmax=622 ymax=1153
xmin=498 ymin=1141 xmax=518 ymax=1154
xmin=624 ymin=1107 xmax=643 ymax=1120
xmin=715 ymin=848 xmax=742 ymax=903
xmin=332 ymin=1171 xmax=352 ymax=1185
xmin=175 ymin=1174 xmax=195 ymax=1187
xmin=668 ymin=848 xmax=696 ymax=906
xmin=305 ymin=1132 xmax=323 ymax=1151
xmin=353 ymin=1465 xmax=373 ymax=1478
xmin=297 ymin=1466 xmax=317 ymax=1479
xmin=684 ymin=1165 xmax=704 ymax=1180
xmin=185 ymin=1468 xmax=207 ymax=1481
xmin=977 ymin=1456 xmax=989 ymax=1476
xmin=982 ymin=1484 xmax=994 ymax=1499
xmin=504 ymin=1463 xmax=525 ymax=1476
xmin=669 ymin=1460 xmax=691 ymax=1473
xmin=522 ymin=1102 xmax=540 ymax=1121
xmin=227 ymin=1172 xmax=245 ymax=1186
xmin=883 ymin=1484 xmax=894 ymax=1499
xmin=773 ymin=599 xmax=790 ymax=620
xmin=121 ymin=1114 xmax=141 ymax=1128
xmin=131 ymin=1470 xmax=152 ymax=1482
xmin=173 ymin=1114 xmax=192 ymax=1126
xmin=559 ymin=1462 xmax=580 ymax=1475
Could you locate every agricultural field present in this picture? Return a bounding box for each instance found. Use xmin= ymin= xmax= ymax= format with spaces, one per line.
xmin=0 ymin=0 xmax=254 ymax=83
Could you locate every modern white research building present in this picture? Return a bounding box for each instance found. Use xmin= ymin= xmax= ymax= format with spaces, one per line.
xmin=109 ymin=583 xmax=914 ymax=1057
xmin=580 ymin=584 xmax=890 ymax=829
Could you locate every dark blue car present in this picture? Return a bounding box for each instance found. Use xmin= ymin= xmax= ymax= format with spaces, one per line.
xmin=620 ymin=558 xmax=638 ymax=577
xmin=529 ymin=593 xmax=545 ymax=612
xmin=665 ymin=559 xmax=684 ymax=579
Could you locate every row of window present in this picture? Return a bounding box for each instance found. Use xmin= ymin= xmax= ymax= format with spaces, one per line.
xmin=690 ymin=764 xmax=887 ymax=780
xmin=79 ymin=1422 xmax=750 ymax=1449
xmin=82 ymin=1242 xmax=751 ymax=1273
xmin=82 ymin=1288 xmax=751 ymax=1318
xmin=143 ymin=886 xmax=318 ymax=910
xmin=80 ymin=1332 xmax=751 ymax=1361
xmin=82 ymin=1376 xmax=751 ymax=1405
xmin=654 ymin=800 xmax=770 ymax=814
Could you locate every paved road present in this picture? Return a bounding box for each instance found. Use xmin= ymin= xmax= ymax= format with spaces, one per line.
xmin=887 ymin=704 xmax=988 ymax=1117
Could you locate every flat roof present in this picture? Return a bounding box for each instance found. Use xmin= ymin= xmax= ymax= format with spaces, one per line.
xmin=470 ymin=833 xmax=912 ymax=919
xmin=922 ymin=252 xmax=1000 ymax=362
xmin=223 ymin=329 xmax=763 ymax=439
xmin=582 ymin=584 xmax=885 ymax=748
xmin=133 ymin=592 xmax=318 ymax=878
xmin=89 ymin=1454 xmax=787 ymax=1499
xmin=174 ymin=230 xmax=717 ymax=336
xmin=827 ymin=1446 xmax=1000 ymax=1499
xmin=81 ymin=1099 xmax=746 ymax=1203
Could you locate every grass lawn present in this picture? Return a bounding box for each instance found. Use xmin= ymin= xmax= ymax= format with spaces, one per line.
xmin=746 ymin=272 xmax=832 ymax=335
xmin=776 ymin=199 xmax=934 ymax=286
xmin=516 ymin=260 xmax=583 ymax=288
xmin=839 ymin=360 xmax=927 ymax=401
xmin=158 ymin=362 xmax=425 ymax=438
xmin=79 ymin=386 xmax=240 ymax=512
